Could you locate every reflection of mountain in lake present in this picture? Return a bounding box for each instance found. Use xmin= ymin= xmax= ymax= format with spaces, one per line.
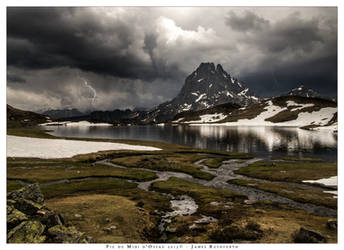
xmin=47 ymin=125 xmax=337 ymax=161
xmin=190 ymin=126 xmax=337 ymax=153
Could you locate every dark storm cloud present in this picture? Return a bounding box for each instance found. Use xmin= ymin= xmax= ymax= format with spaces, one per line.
xmin=7 ymin=7 xmax=183 ymax=81
xmin=7 ymin=7 xmax=337 ymax=111
xmin=225 ymin=10 xmax=269 ymax=32
xmin=225 ymin=10 xmax=337 ymax=97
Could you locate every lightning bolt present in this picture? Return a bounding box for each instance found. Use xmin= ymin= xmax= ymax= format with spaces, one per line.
xmin=78 ymin=76 xmax=97 ymax=105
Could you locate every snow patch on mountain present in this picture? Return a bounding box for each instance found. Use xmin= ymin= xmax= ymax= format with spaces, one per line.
xmin=184 ymin=113 xmax=227 ymax=123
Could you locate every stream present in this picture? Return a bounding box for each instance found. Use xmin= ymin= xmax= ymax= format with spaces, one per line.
xmin=11 ymin=157 xmax=337 ymax=219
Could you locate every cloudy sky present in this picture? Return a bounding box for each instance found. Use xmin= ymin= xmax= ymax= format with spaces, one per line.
xmin=7 ymin=7 xmax=337 ymax=112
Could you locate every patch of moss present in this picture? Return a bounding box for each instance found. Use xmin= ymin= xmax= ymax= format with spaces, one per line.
xmin=111 ymin=155 xmax=215 ymax=180
xmin=228 ymin=179 xmax=337 ymax=209
xmin=234 ymin=160 xmax=337 ymax=183
xmin=203 ymin=158 xmax=226 ymax=168
xmin=7 ymin=181 xmax=24 ymax=193
xmin=46 ymin=194 xmax=159 ymax=243
xmin=8 ymin=164 xmax=158 ymax=183
xmin=150 ymin=177 xmax=247 ymax=213
xmin=272 ymin=157 xmax=324 ymax=162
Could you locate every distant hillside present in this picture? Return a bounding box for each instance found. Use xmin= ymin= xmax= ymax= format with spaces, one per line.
xmin=7 ymin=105 xmax=51 ymax=128
xmin=285 ymin=84 xmax=335 ymax=102
xmin=172 ymin=96 xmax=337 ymax=131
xmin=41 ymin=108 xmax=85 ymax=119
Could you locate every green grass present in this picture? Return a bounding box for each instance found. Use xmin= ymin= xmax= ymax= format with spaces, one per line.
xmin=228 ymin=179 xmax=337 ymax=209
xmin=273 ymin=157 xmax=324 ymax=162
xmin=151 ymin=177 xmax=247 ymax=209
xmin=7 ymin=128 xmax=56 ymax=139
xmin=203 ymin=158 xmax=227 ymax=168
xmin=234 ymin=160 xmax=337 ymax=184
xmin=7 ymin=163 xmax=158 ymax=183
xmin=7 ymin=180 xmax=24 ymax=193
xmin=40 ymin=178 xmax=170 ymax=212
xmin=111 ymin=154 xmax=215 ymax=180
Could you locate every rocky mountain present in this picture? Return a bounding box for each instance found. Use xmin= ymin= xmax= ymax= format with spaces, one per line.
xmin=144 ymin=62 xmax=259 ymax=123
xmin=286 ymin=85 xmax=335 ymax=101
xmin=41 ymin=108 xmax=86 ymax=119
xmin=7 ymin=105 xmax=51 ymax=128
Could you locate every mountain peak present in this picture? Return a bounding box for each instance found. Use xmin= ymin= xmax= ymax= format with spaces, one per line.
xmin=196 ymin=62 xmax=215 ymax=73
xmin=146 ymin=62 xmax=259 ymax=122
xmin=216 ymin=64 xmax=224 ymax=72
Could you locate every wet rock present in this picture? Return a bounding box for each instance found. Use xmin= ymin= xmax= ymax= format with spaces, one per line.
xmin=48 ymin=225 xmax=88 ymax=243
xmin=166 ymin=226 xmax=177 ymax=233
xmin=103 ymin=225 xmax=117 ymax=234
xmin=326 ymin=219 xmax=337 ymax=230
xmin=7 ymin=220 xmax=46 ymax=243
xmin=292 ymin=227 xmax=327 ymax=243
xmin=244 ymin=200 xmax=258 ymax=205
xmin=189 ymin=224 xmax=198 ymax=230
xmin=74 ymin=213 xmax=83 ymax=219
xmin=7 ymin=184 xmax=44 ymax=205
xmin=195 ymin=215 xmax=218 ymax=224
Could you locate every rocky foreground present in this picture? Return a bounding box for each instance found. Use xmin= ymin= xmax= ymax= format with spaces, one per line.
xmin=7 ymin=184 xmax=91 ymax=243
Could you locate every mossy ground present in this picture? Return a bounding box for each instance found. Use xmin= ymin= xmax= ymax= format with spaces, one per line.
xmin=8 ymin=163 xmax=157 ymax=183
xmin=234 ymin=160 xmax=337 ymax=184
xmin=150 ymin=177 xmax=247 ymax=214
xmin=228 ymin=179 xmax=337 ymax=209
xmin=46 ymin=194 xmax=156 ymax=243
xmin=203 ymin=157 xmax=227 ymax=168
xmin=111 ymin=154 xmax=215 ymax=180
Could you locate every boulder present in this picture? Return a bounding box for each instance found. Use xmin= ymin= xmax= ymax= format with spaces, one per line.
xmin=47 ymin=225 xmax=88 ymax=243
xmin=12 ymin=198 xmax=43 ymax=215
xmin=292 ymin=227 xmax=327 ymax=243
xmin=7 ymin=220 xmax=46 ymax=243
xmin=7 ymin=183 xmax=44 ymax=205
xmin=7 ymin=205 xmax=28 ymax=231
xmin=7 ymin=184 xmax=90 ymax=243
xmin=37 ymin=209 xmax=63 ymax=228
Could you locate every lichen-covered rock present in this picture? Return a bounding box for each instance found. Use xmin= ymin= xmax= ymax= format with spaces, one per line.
xmin=37 ymin=209 xmax=63 ymax=228
xmin=7 ymin=220 xmax=46 ymax=243
xmin=7 ymin=184 xmax=89 ymax=243
xmin=13 ymin=198 xmax=44 ymax=215
xmin=7 ymin=205 xmax=28 ymax=232
xmin=292 ymin=227 xmax=327 ymax=243
xmin=47 ymin=225 xmax=88 ymax=243
xmin=7 ymin=184 xmax=44 ymax=205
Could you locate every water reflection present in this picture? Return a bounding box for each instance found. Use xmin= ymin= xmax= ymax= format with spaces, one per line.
xmin=46 ymin=125 xmax=337 ymax=161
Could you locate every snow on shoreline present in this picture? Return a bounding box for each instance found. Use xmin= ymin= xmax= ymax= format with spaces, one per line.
xmin=40 ymin=121 xmax=113 ymax=127
xmin=7 ymin=135 xmax=161 ymax=159
xmin=302 ymin=176 xmax=337 ymax=188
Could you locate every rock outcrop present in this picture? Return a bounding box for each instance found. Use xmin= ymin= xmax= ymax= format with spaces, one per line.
xmin=7 ymin=184 xmax=91 ymax=243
